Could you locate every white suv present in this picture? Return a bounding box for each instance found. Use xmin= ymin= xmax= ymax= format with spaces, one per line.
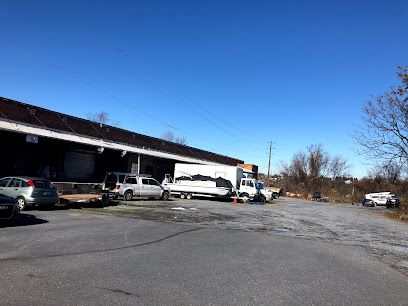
xmin=102 ymin=173 xmax=170 ymax=201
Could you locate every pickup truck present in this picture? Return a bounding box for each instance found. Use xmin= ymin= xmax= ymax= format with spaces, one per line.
xmin=102 ymin=172 xmax=170 ymax=201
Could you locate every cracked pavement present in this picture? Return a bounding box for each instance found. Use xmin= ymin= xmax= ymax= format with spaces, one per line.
xmin=0 ymin=197 xmax=407 ymax=305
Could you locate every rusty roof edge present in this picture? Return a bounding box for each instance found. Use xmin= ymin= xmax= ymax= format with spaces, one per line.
xmin=0 ymin=96 xmax=244 ymax=164
xmin=0 ymin=117 xmax=228 ymax=165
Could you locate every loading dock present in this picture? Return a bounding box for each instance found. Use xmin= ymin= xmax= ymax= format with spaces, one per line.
xmin=0 ymin=97 xmax=245 ymax=188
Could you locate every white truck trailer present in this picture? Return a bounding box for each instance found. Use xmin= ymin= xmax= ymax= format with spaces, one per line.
xmin=163 ymin=163 xmax=272 ymax=201
xmin=174 ymin=164 xmax=244 ymax=189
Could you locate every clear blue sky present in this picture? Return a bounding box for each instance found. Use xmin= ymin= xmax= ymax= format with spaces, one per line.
xmin=1 ymin=0 xmax=407 ymax=177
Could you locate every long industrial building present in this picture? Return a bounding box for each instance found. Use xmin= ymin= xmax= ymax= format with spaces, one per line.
xmin=0 ymin=97 xmax=256 ymax=183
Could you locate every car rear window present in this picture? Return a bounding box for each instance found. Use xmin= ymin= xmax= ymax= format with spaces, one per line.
xmin=0 ymin=179 xmax=9 ymax=187
xmin=33 ymin=180 xmax=53 ymax=189
xmin=105 ymin=174 xmax=118 ymax=183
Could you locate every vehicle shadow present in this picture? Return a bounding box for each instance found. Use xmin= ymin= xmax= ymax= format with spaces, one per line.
xmin=0 ymin=213 xmax=49 ymax=228
xmin=36 ymin=204 xmax=74 ymax=211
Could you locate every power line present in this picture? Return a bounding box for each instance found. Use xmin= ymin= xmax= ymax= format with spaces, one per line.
xmin=109 ymin=46 xmax=268 ymax=151
xmin=35 ymin=56 xmax=265 ymax=160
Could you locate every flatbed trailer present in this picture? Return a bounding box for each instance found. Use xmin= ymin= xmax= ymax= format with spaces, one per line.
xmin=170 ymin=190 xmax=264 ymax=203
xmin=53 ymin=182 xmax=112 ymax=207
xmin=59 ymin=193 xmax=111 ymax=206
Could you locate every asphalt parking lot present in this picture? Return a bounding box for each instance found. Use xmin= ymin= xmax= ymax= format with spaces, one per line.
xmin=0 ymin=197 xmax=407 ymax=305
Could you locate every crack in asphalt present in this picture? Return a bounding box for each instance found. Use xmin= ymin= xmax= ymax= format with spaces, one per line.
xmin=95 ymin=286 xmax=141 ymax=298
xmin=0 ymin=227 xmax=203 ymax=263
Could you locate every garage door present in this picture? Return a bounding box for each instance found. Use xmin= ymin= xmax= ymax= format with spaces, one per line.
xmin=64 ymin=151 xmax=96 ymax=181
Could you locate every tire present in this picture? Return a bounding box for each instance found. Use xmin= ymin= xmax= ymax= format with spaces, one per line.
xmin=46 ymin=203 xmax=56 ymax=210
xmin=161 ymin=191 xmax=170 ymax=201
xmin=240 ymin=193 xmax=250 ymax=203
xmin=101 ymin=194 xmax=108 ymax=207
xmin=123 ymin=190 xmax=133 ymax=201
xmin=373 ymin=202 xmax=377 ymax=207
xmin=180 ymin=193 xmax=186 ymax=199
xmin=16 ymin=197 xmax=27 ymax=211
xmin=186 ymin=193 xmax=192 ymax=200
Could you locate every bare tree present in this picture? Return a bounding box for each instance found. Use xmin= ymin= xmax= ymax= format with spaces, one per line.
xmin=87 ymin=112 xmax=120 ymax=127
xmin=328 ymin=155 xmax=350 ymax=179
xmin=175 ymin=136 xmax=187 ymax=145
xmin=280 ymin=151 xmax=308 ymax=183
xmin=355 ymin=66 xmax=408 ymax=171
xmin=381 ymin=161 xmax=402 ymax=183
xmin=368 ymin=161 xmax=402 ymax=183
xmin=307 ymin=144 xmax=329 ymax=178
xmin=162 ymin=131 xmax=175 ymax=142
xmin=162 ymin=131 xmax=188 ymax=145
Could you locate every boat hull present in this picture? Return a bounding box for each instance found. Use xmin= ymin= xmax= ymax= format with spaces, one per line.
xmin=163 ymin=182 xmax=231 ymax=197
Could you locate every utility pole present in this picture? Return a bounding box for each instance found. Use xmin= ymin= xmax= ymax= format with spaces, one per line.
xmin=267 ymin=141 xmax=272 ymax=186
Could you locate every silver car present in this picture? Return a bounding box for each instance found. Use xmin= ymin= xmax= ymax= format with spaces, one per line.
xmin=0 ymin=177 xmax=59 ymax=210
xmin=102 ymin=172 xmax=170 ymax=201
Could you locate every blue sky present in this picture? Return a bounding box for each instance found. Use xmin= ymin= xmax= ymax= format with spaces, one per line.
xmin=1 ymin=0 xmax=407 ymax=177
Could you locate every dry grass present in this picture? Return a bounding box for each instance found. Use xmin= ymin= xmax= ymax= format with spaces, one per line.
xmin=384 ymin=202 xmax=408 ymax=223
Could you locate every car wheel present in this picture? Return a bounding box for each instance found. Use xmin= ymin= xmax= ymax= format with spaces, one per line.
xmin=373 ymin=202 xmax=377 ymax=207
xmin=46 ymin=203 xmax=56 ymax=210
xmin=123 ymin=190 xmax=133 ymax=201
xmin=186 ymin=193 xmax=192 ymax=200
xmin=16 ymin=197 xmax=27 ymax=211
xmin=162 ymin=191 xmax=170 ymax=201
xmin=180 ymin=193 xmax=186 ymax=199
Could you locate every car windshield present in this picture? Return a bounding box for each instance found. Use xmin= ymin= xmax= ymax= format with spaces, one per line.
xmin=255 ymin=183 xmax=264 ymax=189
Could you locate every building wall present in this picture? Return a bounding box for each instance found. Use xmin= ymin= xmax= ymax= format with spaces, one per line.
xmin=0 ymin=130 xmax=176 ymax=183
xmin=237 ymin=164 xmax=259 ymax=179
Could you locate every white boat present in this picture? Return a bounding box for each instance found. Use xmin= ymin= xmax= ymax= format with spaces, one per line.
xmin=162 ymin=175 xmax=231 ymax=198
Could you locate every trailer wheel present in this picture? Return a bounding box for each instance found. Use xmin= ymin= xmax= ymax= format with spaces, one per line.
xmin=180 ymin=193 xmax=186 ymax=199
xmin=239 ymin=193 xmax=250 ymax=203
xmin=186 ymin=193 xmax=192 ymax=200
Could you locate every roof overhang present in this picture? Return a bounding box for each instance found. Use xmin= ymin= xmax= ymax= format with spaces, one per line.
xmin=0 ymin=119 xmax=225 ymax=166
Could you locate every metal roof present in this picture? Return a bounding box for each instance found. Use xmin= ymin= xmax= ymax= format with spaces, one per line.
xmin=0 ymin=96 xmax=243 ymax=166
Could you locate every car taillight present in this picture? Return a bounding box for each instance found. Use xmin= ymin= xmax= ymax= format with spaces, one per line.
xmin=27 ymin=180 xmax=35 ymax=187
xmin=116 ymin=184 xmax=121 ymax=189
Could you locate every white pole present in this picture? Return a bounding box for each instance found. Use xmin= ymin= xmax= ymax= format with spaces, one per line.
xmin=137 ymin=154 xmax=141 ymax=175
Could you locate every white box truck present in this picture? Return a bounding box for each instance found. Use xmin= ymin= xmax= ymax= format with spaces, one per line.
xmin=163 ymin=163 xmax=272 ymax=201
